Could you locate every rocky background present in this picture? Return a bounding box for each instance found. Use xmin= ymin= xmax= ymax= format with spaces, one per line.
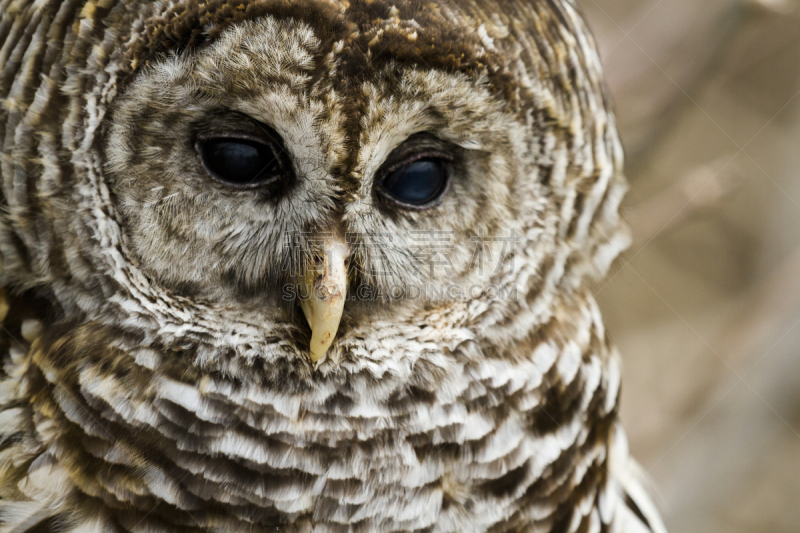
xmin=577 ymin=0 xmax=800 ymax=531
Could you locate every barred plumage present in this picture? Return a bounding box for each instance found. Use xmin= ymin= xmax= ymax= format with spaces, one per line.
xmin=0 ymin=1 xmax=665 ymax=531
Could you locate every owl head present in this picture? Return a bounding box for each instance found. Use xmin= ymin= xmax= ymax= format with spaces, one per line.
xmin=0 ymin=0 xmax=628 ymax=382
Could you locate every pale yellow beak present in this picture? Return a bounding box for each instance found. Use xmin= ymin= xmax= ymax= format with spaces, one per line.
xmin=299 ymin=235 xmax=349 ymax=362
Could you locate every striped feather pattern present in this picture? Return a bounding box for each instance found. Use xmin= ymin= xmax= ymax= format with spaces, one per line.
xmin=0 ymin=1 xmax=665 ymax=531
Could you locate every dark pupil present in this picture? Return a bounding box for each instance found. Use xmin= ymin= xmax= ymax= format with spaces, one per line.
xmin=383 ymin=159 xmax=448 ymax=205
xmin=202 ymin=139 xmax=280 ymax=185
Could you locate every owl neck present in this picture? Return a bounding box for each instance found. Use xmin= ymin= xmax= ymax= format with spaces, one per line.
xmin=3 ymin=287 xmax=623 ymax=531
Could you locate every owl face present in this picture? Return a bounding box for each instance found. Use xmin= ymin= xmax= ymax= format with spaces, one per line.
xmin=105 ymin=17 xmax=537 ymax=363
xmin=0 ymin=0 xmax=629 ymax=382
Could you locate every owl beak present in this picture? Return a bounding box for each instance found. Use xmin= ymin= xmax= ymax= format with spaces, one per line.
xmin=299 ymin=235 xmax=349 ymax=362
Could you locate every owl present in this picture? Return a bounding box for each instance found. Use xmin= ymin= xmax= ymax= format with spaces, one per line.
xmin=0 ymin=0 xmax=666 ymax=531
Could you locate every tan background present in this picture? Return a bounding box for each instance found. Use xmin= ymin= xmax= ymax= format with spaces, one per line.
xmin=576 ymin=0 xmax=800 ymax=531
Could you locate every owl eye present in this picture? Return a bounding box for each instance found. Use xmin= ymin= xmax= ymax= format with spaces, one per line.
xmin=197 ymin=137 xmax=285 ymax=188
xmin=378 ymin=156 xmax=452 ymax=208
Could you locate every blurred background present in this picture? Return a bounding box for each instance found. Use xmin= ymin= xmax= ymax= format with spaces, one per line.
xmin=577 ymin=0 xmax=800 ymax=531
